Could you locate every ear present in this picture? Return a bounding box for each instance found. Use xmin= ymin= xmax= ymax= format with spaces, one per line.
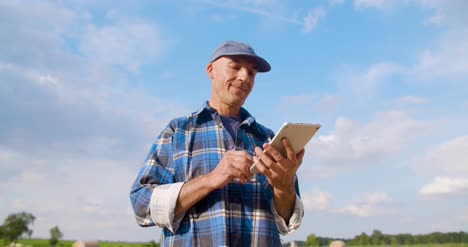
xmin=206 ymin=63 xmax=214 ymax=80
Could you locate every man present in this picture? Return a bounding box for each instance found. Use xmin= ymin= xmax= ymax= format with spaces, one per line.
xmin=130 ymin=41 xmax=304 ymax=246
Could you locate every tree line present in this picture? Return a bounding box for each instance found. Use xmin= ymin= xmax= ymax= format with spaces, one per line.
xmin=306 ymin=230 xmax=468 ymax=246
xmin=0 ymin=212 xmax=63 ymax=246
xmin=2 ymin=212 xmax=467 ymax=246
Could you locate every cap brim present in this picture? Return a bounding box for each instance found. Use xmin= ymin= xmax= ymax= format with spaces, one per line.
xmin=211 ymin=52 xmax=271 ymax=73
xmin=246 ymin=54 xmax=271 ymax=73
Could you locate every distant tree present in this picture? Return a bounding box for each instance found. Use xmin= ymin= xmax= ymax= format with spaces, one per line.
xmin=390 ymin=236 xmax=398 ymax=246
xmin=49 ymin=225 xmax=63 ymax=247
xmin=463 ymin=231 xmax=468 ymax=243
xmin=370 ymin=229 xmax=383 ymax=245
xmin=306 ymin=234 xmax=319 ymax=246
xmin=403 ymin=234 xmax=414 ymax=245
xmin=358 ymin=232 xmax=370 ymax=245
xmin=0 ymin=212 xmax=35 ymax=244
xmin=345 ymin=230 xmax=468 ymax=246
xmin=0 ymin=226 xmax=4 ymax=246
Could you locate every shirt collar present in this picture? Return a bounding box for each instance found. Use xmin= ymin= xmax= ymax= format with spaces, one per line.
xmin=192 ymin=101 xmax=257 ymax=127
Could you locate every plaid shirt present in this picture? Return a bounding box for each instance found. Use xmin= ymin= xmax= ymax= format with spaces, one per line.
xmin=130 ymin=102 xmax=303 ymax=247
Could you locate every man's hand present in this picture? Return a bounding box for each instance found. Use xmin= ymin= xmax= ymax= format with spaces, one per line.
xmin=253 ymin=138 xmax=304 ymax=192
xmin=207 ymin=149 xmax=253 ymax=189
xmin=253 ymin=138 xmax=305 ymax=223
xmin=176 ymin=149 xmax=253 ymax=217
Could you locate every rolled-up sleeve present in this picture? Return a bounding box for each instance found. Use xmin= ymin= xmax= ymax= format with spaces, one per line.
xmin=271 ymin=194 xmax=304 ymax=234
xmin=130 ymin=123 xmax=177 ymax=228
xmin=149 ymin=182 xmax=186 ymax=232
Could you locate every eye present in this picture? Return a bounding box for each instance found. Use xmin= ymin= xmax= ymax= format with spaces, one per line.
xmin=229 ymin=65 xmax=240 ymax=71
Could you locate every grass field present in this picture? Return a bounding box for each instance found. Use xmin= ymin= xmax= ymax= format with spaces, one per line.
xmin=344 ymin=245 xmax=468 ymax=247
xmin=10 ymin=239 xmax=159 ymax=247
xmin=296 ymin=245 xmax=468 ymax=247
xmin=8 ymin=239 xmax=468 ymax=247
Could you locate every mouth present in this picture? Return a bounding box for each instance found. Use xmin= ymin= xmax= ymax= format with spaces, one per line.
xmin=231 ymin=85 xmax=248 ymax=94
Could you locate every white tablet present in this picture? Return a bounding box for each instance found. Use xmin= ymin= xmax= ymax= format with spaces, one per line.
xmin=250 ymin=122 xmax=321 ymax=174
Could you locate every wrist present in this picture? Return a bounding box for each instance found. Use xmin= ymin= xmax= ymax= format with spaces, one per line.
xmin=203 ymin=171 xmax=225 ymax=191
xmin=273 ymin=185 xmax=295 ymax=197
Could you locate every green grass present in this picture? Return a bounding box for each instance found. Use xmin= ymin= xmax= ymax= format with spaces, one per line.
xmin=11 ymin=239 xmax=158 ymax=247
xmin=10 ymin=239 xmax=467 ymax=247
xmin=11 ymin=239 xmax=74 ymax=247
xmin=347 ymin=245 xmax=468 ymax=247
xmin=289 ymin=243 xmax=468 ymax=247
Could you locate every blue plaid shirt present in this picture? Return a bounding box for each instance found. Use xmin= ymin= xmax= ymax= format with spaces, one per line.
xmin=130 ymin=102 xmax=302 ymax=246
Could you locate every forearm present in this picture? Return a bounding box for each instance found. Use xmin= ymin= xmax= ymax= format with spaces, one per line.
xmin=273 ymin=186 xmax=296 ymax=224
xmin=175 ymin=174 xmax=216 ymax=217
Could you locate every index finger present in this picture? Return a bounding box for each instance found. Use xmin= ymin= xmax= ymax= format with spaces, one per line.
xmin=263 ymin=141 xmax=285 ymax=163
xmin=229 ymin=149 xmax=254 ymax=161
xmin=281 ymin=138 xmax=297 ymax=161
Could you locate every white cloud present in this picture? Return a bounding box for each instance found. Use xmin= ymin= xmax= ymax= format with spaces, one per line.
xmin=303 ymin=189 xmax=332 ymax=211
xmin=351 ymin=63 xmax=401 ymax=91
xmin=0 ymin=1 xmax=79 ymax=34
xmin=80 ymin=19 xmax=168 ymax=74
xmin=299 ymin=109 xmax=433 ymax=179
xmin=241 ymin=0 xmax=276 ymax=6
xmin=429 ymin=209 xmax=468 ymax=234
xmin=354 ymin=0 xmax=468 ymax=28
xmin=338 ymin=192 xmax=396 ymax=217
xmin=337 ymin=30 xmax=468 ymax=95
xmin=202 ymin=0 xmax=297 ymax=24
xmin=0 ymin=1 xmax=185 ymax=242
xmin=0 ymin=148 xmax=17 ymax=166
xmin=354 ymin=0 xmax=396 ymax=11
xmin=329 ymin=0 xmax=345 ymax=6
xmin=0 ymin=62 xmax=65 ymax=95
xmin=413 ymin=135 xmax=468 ymax=175
xmin=303 ymin=8 xmax=326 ymax=33
xmin=339 ymin=62 xmax=405 ymax=103
xmin=424 ymin=12 xmax=444 ymax=26
xmin=202 ymin=0 xmax=327 ymax=32
xmin=420 ymin=177 xmax=468 ymax=197
xmin=359 ymin=192 xmax=394 ymax=204
xmin=338 ymin=202 xmax=395 ymax=217
xmin=392 ymin=96 xmax=427 ymax=106
xmin=409 ymin=30 xmax=468 ymax=81
xmin=279 ymin=94 xmax=315 ymax=107
xmin=416 ymin=0 xmax=468 ymax=28
xmin=310 ymin=110 xmax=431 ymax=164
xmin=316 ymin=94 xmax=342 ymax=114
xmin=0 ymin=154 xmax=152 ymax=240
xmin=11 ymin=200 xmax=26 ymax=210
xmin=276 ymin=94 xmax=334 ymax=119
xmin=339 ymin=204 xmax=376 ymax=217
xmin=460 ymin=208 xmax=468 ymax=222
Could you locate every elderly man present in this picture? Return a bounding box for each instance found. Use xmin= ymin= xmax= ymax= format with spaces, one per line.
xmin=130 ymin=41 xmax=305 ymax=246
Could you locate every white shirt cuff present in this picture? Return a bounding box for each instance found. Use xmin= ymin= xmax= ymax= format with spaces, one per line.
xmin=272 ymin=194 xmax=304 ymax=235
xmin=149 ymin=182 xmax=185 ymax=233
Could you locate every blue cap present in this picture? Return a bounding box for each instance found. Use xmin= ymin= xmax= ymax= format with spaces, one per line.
xmin=209 ymin=41 xmax=271 ymax=72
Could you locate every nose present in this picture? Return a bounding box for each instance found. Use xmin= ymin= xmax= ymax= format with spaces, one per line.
xmin=237 ymin=67 xmax=250 ymax=82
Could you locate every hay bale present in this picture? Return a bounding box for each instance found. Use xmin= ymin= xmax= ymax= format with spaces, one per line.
xmin=329 ymin=240 xmax=346 ymax=247
xmin=72 ymin=240 xmax=100 ymax=247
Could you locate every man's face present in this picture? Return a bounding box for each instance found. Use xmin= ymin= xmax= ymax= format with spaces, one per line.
xmin=208 ymin=56 xmax=259 ymax=109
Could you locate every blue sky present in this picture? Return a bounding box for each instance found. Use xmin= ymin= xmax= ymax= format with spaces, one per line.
xmin=1 ymin=0 xmax=467 ymax=243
